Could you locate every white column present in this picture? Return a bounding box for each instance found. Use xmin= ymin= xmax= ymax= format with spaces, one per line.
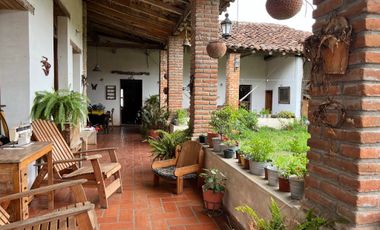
xmin=57 ymin=16 xmax=71 ymax=90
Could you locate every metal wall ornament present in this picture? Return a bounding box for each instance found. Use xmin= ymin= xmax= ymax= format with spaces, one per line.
xmin=266 ymin=0 xmax=303 ymax=20
xmin=41 ymin=56 xmax=51 ymax=76
xmin=312 ymin=97 xmax=346 ymax=128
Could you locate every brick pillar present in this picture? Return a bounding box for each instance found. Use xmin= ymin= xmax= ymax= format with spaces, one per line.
xmin=190 ymin=0 xmax=219 ymax=137
xmin=305 ymin=0 xmax=380 ymax=228
xmin=167 ymin=36 xmax=183 ymax=111
xmin=225 ymin=52 xmax=240 ymax=109
xmin=159 ymin=50 xmax=168 ymax=108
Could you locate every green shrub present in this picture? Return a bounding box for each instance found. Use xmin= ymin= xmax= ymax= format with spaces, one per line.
xmin=289 ymin=137 xmax=310 ymax=154
xmin=296 ymin=210 xmax=332 ymax=230
xmin=242 ymin=137 xmax=274 ymax=162
xmin=148 ymin=130 xmax=189 ymax=160
xmin=175 ymin=109 xmax=189 ymax=126
xmin=209 ymin=106 xmax=234 ymax=137
xmin=200 ymin=168 xmax=227 ymax=192
xmin=139 ymin=95 xmax=169 ymax=135
xmin=277 ymin=111 xmax=295 ymax=118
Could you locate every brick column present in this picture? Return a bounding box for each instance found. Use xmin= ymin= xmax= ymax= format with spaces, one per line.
xmin=159 ymin=50 xmax=168 ymax=108
xmin=305 ymin=0 xmax=380 ymax=228
xmin=225 ymin=52 xmax=240 ymax=109
xmin=190 ymin=0 xmax=220 ymax=137
xmin=167 ymin=36 xmax=183 ymax=111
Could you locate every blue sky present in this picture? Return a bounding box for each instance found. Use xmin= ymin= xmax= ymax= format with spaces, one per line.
xmin=220 ymin=0 xmax=315 ymax=32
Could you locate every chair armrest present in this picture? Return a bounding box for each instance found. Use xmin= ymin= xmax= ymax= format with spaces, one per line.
xmin=74 ymin=148 xmax=118 ymax=163
xmin=0 ymin=180 xmax=87 ymax=203
xmin=174 ymin=164 xmax=201 ymax=177
xmin=0 ymin=203 xmax=95 ymax=230
xmin=152 ymin=159 xmax=177 ymax=169
xmin=36 ymin=154 xmax=102 ymax=166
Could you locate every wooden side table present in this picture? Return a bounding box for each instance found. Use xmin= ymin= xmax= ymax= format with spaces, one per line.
xmin=0 ymin=142 xmax=53 ymax=221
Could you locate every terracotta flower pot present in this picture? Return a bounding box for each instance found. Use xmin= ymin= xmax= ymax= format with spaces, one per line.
xmin=266 ymin=0 xmax=303 ymax=20
xmin=243 ymin=158 xmax=250 ymax=170
xmin=321 ymin=38 xmax=349 ymax=74
xmin=207 ymin=132 xmax=219 ymax=148
xmin=278 ymin=176 xmax=290 ymax=192
xmin=240 ymin=156 xmax=245 ymax=166
xmin=148 ymin=129 xmax=159 ymax=139
xmin=206 ymin=41 xmax=227 ymax=59
xmin=202 ymin=187 xmax=224 ymax=210
xmin=236 ymin=151 xmax=240 ymax=160
xmin=264 ymin=167 xmax=269 ymax=180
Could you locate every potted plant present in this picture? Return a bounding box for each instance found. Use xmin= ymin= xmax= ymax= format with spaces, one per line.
xmin=200 ymin=168 xmax=227 ymax=210
xmin=148 ymin=130 xmax=190 ymax=160
xmin=289 ymin=153 xmax=308 ymax=200
xmin=212 ymin=137 xmax=222 ymax=152
xmin=31 ymin=89 xmax=88 ymax=147
xmin=209 ymin=106 xmax=234 ymax=141
xmin=199 ymin=134 xmax=207 ymax=144
xmin=274 ymin=155 xmax=290 ymax=192
xmin=207 ymin=132 xmax=219 ymax=148
xmin=266 ymin=163 xmax=279 ymax=187
xmin=259 ymin=109 xmax=271 ymax=118
xmin=138 ymin=95 xmax=169 ymax=139
xmin=246 ymin=138 xmax=274 ymax=176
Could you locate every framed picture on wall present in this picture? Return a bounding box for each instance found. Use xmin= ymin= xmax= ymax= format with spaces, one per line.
xmin=106 ymin=85 xmax=116 ymax=100
xmin=278 ymin=87 xmax=290 ymax=104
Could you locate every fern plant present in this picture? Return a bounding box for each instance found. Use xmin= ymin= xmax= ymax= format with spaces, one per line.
xmin=31 ymin=89 xmax=88 ymax=129
xmin=236 ymin=198 xmax=286 ymax=230
xmin=148 ymin=130 xmax=190 ymax=160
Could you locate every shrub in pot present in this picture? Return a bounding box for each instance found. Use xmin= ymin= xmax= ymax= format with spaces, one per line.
xmin=288 ymin=153 xmax=308 ymax=200
xmin=200 ymin=168 xmax=227 ymax=210
xmin=275 ymin=155 xmax=291 ymax=192
xmin=209 ymin=106 xmax=234 ymax=141
xmin=172 ymin=109 xmax=189 ymax=126
xmin=212 ymin=137 xmax=222 ymax=152
xmin=266 ymin=165 xmax=279 ymax=187
xmin=241 ymin=138 xmax=274 ymax=176
xmin=31 ymin=89 xmax=88 ymax=147
xmin=207 ymin=132 xmax=219 ymax=147
xmin=148 ymin=130 xmax=190 ymax=160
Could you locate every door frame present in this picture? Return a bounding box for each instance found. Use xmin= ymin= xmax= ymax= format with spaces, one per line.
xmin=265 ymin=90 xmax=273 ymax=113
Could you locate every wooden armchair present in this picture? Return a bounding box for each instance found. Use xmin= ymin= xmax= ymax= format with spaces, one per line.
xmin=0 ymin=179 xmax=98 ymax=230
xmin=152 ymin=141 xmax=204 ymax=194
xmin=31 ymin=120 xmax=123 ymax=209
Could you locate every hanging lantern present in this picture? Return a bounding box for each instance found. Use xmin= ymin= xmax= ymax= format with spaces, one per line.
xmin=183 ymin=24 xmax=191 ymax=47
xmin=221 ymin=13 xmax=232 ymax=38
xmin=206 ymin=41 xmax=227 ymax=59
xmin=93 ymin=43 xmax=102 ymax=72
xmin=266 ymin=0 xmax=303 ymax=20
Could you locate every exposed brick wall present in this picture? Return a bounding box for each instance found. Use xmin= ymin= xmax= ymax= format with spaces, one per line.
xmin=190 ymin=0 xmax=220 ymax=137
xmin=305 ymin=0 xmax=380 ymax=228
xmin=225 ymin=52 xmax=240 ymax=109
xmin=159 ymin=50 xmax=168 ymax=108
xmin=167 ymin=36 xmax=183 ymax=111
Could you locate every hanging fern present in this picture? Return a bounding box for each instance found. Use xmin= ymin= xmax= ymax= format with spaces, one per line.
xmin=31 ymin=89 xmax=89 ymax=129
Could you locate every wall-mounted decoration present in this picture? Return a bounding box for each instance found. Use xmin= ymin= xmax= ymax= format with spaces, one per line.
xmin=106 ymin=85 xmax=116 ymax=100
xmin=91 ymin=83 xmax=98 ymax=90
xmin=81 ymin=75 xmax=88 ymax=87
xmin=41 ymin=56 xmax=51 ymax=76
xmin=312 ymin=97 xmax=346 ymax=128
xmin=111 ymin=70 xmax=150 ymax=76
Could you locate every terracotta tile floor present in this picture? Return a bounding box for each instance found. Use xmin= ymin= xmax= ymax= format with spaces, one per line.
xmin=29 ymin=126 xmax=227 ymax=230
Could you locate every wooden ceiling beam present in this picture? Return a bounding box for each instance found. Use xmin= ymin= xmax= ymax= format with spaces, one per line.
xmin=88 ymin=41 xmax=163 ymax=49
xmin=87 ymin=1 xmax=171 ymax=33
xmin=88 ymin=16 xmax=167 ymax=43
xmin=92 ymin=0 xmax=176 ymax=26
xmin=0 ymin=0 xmax=35 ymax=13
xmin=87 ymin=10 xmax=169 ymax=40
xmin=136 ymin=0 xmax=183 ymax=15
xmin=172 ymin=2 xmax=190 ymax=35
xmin=54 ymin=0 xmax=70 ymax=18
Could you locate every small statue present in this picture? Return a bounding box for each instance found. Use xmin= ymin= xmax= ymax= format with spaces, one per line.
xmin=41 ymin=56 xmax=51 ymax=76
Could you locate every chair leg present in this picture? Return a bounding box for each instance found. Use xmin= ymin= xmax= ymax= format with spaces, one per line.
xmin=114 ymin=170 xmax=123 ymax=193
xmin=153 ymin=174 xmax=159 ymax=186
xmin=176 ymin=177 xmax=184 ymax=194
xmin=91 ymin=159 xmax=108 ymax=209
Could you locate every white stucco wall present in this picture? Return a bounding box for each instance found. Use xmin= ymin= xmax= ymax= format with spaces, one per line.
xmin=87 ymin=47 xmax=160 ymax=126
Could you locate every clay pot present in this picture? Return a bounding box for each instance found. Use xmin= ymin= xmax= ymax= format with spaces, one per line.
xmin=243 ymin=157 xmax=250 ymax=170
xmin=321 ymin=38 xmax=349 ymax=74
xmin=236 ymin=151 xmax=240 ymax=160
xmin=278 ymin=176 xmax=290 ymax=192
xmin=266 ymin=0 xmax=303 ymax=20
xmin=240 ymin=155 xmax=245 ymax=166
xmin=148 ymin=129 xmax=159 ymax=139
xmin=207 ymin=132 xmax=219 ymax=147
xmin=202 ymin=186 xmax=224 ymax=210
xmin=206 ymin=41 xmax=227 ymax=59
xmin=264 ymin=167 xmax=268 ymax=180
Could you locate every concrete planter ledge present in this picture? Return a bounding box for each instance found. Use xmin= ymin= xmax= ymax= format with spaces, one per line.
xmin=204 ymin=147 xmax=303 ymax=229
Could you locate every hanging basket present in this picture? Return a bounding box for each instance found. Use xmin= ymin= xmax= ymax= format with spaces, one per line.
xmin=266 ymin=0 xmax=303 ymax=20
xmin=206 ymin=41 xmax=227 ymax=59
xmin=321 ymin=37 xmax=350 ymax=75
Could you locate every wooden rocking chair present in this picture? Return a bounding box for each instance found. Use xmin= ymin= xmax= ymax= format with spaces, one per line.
xmin=152 ymin=141 xmax=204 ymax=194
xmin=0 ymin=179 xmax=99 ymax=230
xmin=31 ymin=120 xmax=123 ymax=209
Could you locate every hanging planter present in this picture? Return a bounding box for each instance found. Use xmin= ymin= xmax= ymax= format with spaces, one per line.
xmin=266 ymin=0 xmax=303 ymax=20
xmin=206 ymin=41 xmax=227 ymax=59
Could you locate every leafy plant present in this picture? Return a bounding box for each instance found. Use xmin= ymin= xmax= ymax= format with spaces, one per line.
xmin=31 ymin=89 xmax=88 ymax=129
xmin=234 ymin=108 xmax=258 ymax=132
xmin=277 ymin=111 xmax=295 ymax=118
xmin=175 ymin=109 xmax=189 ymax=126
xmin=289 ymin=137 xmax=310 ymax=154
xmin=288 ymin=153 xmax=308 ymax=178
xmin=236 ymin=198 xmax=286 ymax=230
xmin=240 ymin=137 xmax=274 ymax=162
xmin=200 ymin=168 xmax=227 ymax=193
xmin=209 ymin=106 xmax=234 ymax=137
xmin=138 ymin=95 xmax=169 ymax=134
xmin=148 ymin=130 xmax=190 ymax=160
xmin=296 ymin=210 xmax=332 ymax=230
xmin=260 ymin=109 xmax=271 ymax=116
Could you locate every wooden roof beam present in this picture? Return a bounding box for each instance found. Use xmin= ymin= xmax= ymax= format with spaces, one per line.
xmin=88 ymin=41 xmax=163 ymax=49
xmin=172 ymin=2 xmax=190 ymax=35
xmin=136 ymin=0 xmax=183 ymax=15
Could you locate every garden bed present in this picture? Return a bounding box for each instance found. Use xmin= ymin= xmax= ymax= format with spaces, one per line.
xmin=204 ymin=147 xmax=303 ymax=229
xmin=257 ymin=118 xmax=295 ymax=129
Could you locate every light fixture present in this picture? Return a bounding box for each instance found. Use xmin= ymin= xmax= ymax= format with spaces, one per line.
xmin=183 ymin=24 xmax=191 ymax=47
xmin=234 ymin=55 xmax=240 ymax=71
xmin=93 ymin=43 xmax=101 ymax=72
xmin=221 ymin=13 xmax=232 ymax=38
